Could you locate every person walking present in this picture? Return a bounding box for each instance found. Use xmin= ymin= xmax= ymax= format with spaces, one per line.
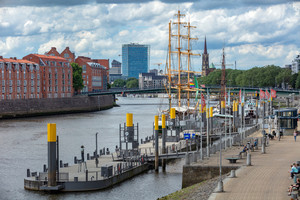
xmin=294 ymin=130 xmax=298 ymax=142
xmin=81 ymin=145 xmax=85 ymax=162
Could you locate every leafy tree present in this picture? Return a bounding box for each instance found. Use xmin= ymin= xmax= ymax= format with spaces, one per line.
xmin=295 ymin=75 xmax=300 ymax=89
xmin=112 ymin=79 xmax=126 ymax=87
xmin=291 ymin=73 xmax=299 ymax=88
xmin=71 ymin=62 xmax=84 ymax=92
xmin=126 ymin=78 xmax=139 ymax=88
xmin=275 ymin=68 xmax=292 ymax=87
xmin=107 ymin=82 xmax=111 ymax=89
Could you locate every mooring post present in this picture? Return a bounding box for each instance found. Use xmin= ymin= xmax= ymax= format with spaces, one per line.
xmin=154 ymin=115 xmax=159 ymax=172
xmin=161 ymin=114 xmax=166 ymax=172
xmin=27 ymin=169 xmax=30 ymax=177
xmin=47 ymin=123 xmax=57 ymax=187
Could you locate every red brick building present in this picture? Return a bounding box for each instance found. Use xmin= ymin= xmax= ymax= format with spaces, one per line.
xmin=0 ymin=56 xmax=41 ymax=99
xmin=75 ymin=56 xmax=107 ymax=92
xmin=92 ymin=59 xmax=109 ymax=82
xmin=46 ymin=47 xmax=76 ymax=63
xmin=23 ymin=54 xmax=73 ymax=98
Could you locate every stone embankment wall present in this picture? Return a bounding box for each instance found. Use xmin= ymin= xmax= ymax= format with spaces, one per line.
xmin=0 ymin=95 xmax=113 ymax=118
xmin=182 ymin=165 xmax=239 ymax=188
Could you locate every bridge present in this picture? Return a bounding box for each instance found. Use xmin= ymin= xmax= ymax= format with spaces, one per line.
xmin=78 ymin=86 xmax=299 ymax=97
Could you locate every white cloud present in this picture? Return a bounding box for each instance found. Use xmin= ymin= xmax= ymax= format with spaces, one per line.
xmin=0 ymin=1 xmax=299 ymax=70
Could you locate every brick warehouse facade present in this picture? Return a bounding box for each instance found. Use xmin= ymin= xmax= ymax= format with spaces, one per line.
xmin=23 ymin=54 xmax=73 ymax=98
xmin=0 ymin=56 xmax=41 ymax=100
xmin=46 ymin=47 xmax=76 ymax=63
xmin=75 ymin=56 xmax=107 ymax=92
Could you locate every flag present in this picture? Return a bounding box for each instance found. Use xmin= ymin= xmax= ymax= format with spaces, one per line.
xmin=242 ymin=90 xmax=245 ymax=103
xmin=266 ymin=90 xmax=270 ymax=100
xmin=194 ymin=76 xmax=198 ymax=102
xmin=189 ymin=82 xmax=195 ymax=88
xmin=271 ymin=89 xmax=276 ymax=98
xmin=260 ymin=89 xmax=265 ymax=100
xmin=227 ymin=91 xmax=230 ymax=106
xmin=201 ymin=93 xmax=206 ymax=112
xmin=201 ymin=84 xmax=205 ymax=88
xmin=239 ymin=89 xmax=242 ymax=103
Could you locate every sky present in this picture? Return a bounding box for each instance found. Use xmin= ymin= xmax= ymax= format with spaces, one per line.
xmin=0 ymin=0 xmax=300 ymax=72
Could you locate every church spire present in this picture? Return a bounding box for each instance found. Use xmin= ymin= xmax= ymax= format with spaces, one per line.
xmin=204 ymin=36 xmax=207 ymax=54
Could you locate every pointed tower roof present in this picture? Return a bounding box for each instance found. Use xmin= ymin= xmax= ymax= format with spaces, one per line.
xmin=204 ymin=36 xmax=207 ymax=54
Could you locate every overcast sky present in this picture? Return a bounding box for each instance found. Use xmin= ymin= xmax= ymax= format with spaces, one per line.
xmin=0 ymin=0 xmax=300 ymax=71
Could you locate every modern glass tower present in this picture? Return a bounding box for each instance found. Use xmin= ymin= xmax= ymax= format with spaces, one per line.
xmin=122 ymin=43 xmax=150 ymax=79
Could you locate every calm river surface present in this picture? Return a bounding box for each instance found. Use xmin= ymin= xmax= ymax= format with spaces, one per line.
xmin=0 ymin=97 xmax=184 ymax=200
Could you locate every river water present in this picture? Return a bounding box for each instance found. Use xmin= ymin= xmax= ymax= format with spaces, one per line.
xmin=0 ymin=97 xmax=184 ymax=200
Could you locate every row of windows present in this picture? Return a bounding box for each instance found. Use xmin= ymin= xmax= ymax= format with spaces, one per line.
xmin=48 ymin=80 xmax=71 ymax=86
xmin=2 ymin=86 xmax=40 ymax=94
xmin=2 ymin=94 xmax=40 ymax=100
xmin=46 ymin=86 xmax=71 ymax=92
xmin=0 ymin=71 xmax=41 ymax=79
xmin=0 ymin=80 xmax=40 ymax=86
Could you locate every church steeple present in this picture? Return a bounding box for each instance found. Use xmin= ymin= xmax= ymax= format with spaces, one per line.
xmin=204 ymin=36 xmax=207 ymax=54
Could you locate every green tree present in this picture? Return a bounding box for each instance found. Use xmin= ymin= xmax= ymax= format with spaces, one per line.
xmin=71 ymin=62 xmax=84 ymax=92
xmin=126 ymin=78 xmax=139 ymax=88
xmin=295 ymin=75 xmax=300 ymax=89
xmin=107 ymin=82 xmax=111 ymax=89
xmin=112 ymin=79 xmax=126 ymax=87
xmin=291 ymin=73 xmax=298 ymax=88
xmin=275 ymin=68 xmax=292 ymax=87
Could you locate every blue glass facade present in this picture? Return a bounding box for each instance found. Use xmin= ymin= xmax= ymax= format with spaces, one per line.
xmin=122 ymin=44 xmax=150 ymax=79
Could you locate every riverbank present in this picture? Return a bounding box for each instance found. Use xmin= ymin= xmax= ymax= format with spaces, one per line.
xmin=0 ymin=95 xmax=114 ymax=119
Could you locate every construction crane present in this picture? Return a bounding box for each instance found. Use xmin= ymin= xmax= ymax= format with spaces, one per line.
xmin=152 ymin=63 xmax=163 ymax=74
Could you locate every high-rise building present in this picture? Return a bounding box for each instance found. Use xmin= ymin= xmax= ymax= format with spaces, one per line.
xmin=122 ymin=43 xmax=150 ymax=79
xmin=291 ymin=55 xmax=300 ymax=74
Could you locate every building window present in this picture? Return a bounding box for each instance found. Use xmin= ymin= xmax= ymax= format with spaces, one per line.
xmin=55 ymin=74 xmax=58 ymax=79
xmin=55 ymin=86 xmax=58 ymax=92
xmin=2 ymin=87 xmax=4 ymax=94
xmin=2 ymin=80 xmax=4 ymax=86
xmin=17 ymin=87 xmax=20 ymax=93
xmin=31 ymin=74 xmax=34 ymax=79
xmin=24 ymin=80 xmax=27 ymax=86
xmin=62 ymin=80 xmax=65 ymax=85
xmin=64 ymin=53 xmax=69 ymax=58
xmin=82 ymin=65 xmax=86 ymax=73
xmin=50 ymin=53 xmax=55 ymax=56
xmin=37 ymin=81 xmax=40 ymax=86
xmin=49 ymin=74 xmax=52 ymax=79
xmin=9 ymin=87 xmax=12 ymax=93
xmin=17 ymin=71 xmax=19 ymax=79
xmin=37 ymin=74 xmax=40 ymax=79
xmin=9 ymin=80 xmax=12 ymax=86
xmin=68 ymin=86 xmax=71 ymax=92
xmin=37 ymin=94 xmax=39 ymax=98
xmin=68 ymin=80 xmax=70 ymax=85
xmin=55 ymin=80 xmax=58 ymax=85
xmin=17 ymin=94 xmax=19 ymax=99
xmin=69 ymin=58 xmax=71 ymax=62
xmin=37 ymin=87 xmax=40 ymax=93
xmin=31 ymin=87 xmax=34 ymax=93
xmin=62 ymin=74 xmax=65 ymax=79
xmin=9 ymin=71 xmax=11 ymax=79
xmin=49 ymin=80 xmax=52 ymax=85
xmin=24 ymin=87 xmax=27 ymax=93
xmin=83 ymin=75 xmax=85 ymax=79
xmin=31 ymin=80 xmax=35 ymax=86
xmin=55 ymin=68 xmax=58 ymax=73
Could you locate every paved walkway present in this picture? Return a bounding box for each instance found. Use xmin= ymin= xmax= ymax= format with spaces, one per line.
xmin=203 ymin=130 xmax=300 ymax=200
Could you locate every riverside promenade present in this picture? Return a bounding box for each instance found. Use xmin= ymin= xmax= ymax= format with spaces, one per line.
xmin=205 ymin=131 xmax=299 ymax=200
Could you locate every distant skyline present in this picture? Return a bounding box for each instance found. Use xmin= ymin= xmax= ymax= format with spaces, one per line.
xmin=0 ymin=0 xmax=300 ymax=71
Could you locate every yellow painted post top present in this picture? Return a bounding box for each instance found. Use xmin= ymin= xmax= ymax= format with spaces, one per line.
xmin=271 ymin=97 xmax=273 ymax=101
xmin=241 ymin=103 xmax=244 ymax=107
xmin=126 ymin=113 xmax=133 ymax=127
xmin=199 ymin=104 xmax=202 ymax=113
xmin=231 ymin=93 xmax=233 ymax=95
xmin=221 ymin=101 xmax=225 ymax=109
xmin=235 ymin=102 xmax=238 ymax=111
xmin=47 ymin=123 xmax=56 ymax=142
xmin=209 ymin=107 xmax=213 ymax=118
xmin=256 ymin=99 xmax=258 ymax=107
xmin=170 ymin=108 xmax=176 ymax=119
xmin=233 ymin=102 xmax=236 ymax=112
xmin=206 ymin=108 xmax=209 ymax=118
xmin=162 ymin=114 xmax=166 ymax=129
xmin=155 ymin=115 xmax=159 ymax=130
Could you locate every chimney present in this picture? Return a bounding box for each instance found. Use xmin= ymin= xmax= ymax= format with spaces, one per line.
xmin=14 ymin=57 xmax=17 ymax=60
xmin=66 ymin=47 xmax=69 ymax=50
xmin=51 ymin=47 xmax=56 ymax=51
xmin=10 ymin=57 xmax=13 ymax=59
xmin=0 ymin=56 xmax=3 ymax=59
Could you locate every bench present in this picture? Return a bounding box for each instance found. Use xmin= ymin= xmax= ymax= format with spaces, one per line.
xmin=226 ymin=157 xmax=240 ymax=163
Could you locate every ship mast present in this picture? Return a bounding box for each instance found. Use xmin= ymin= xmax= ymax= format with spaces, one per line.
xmin=167 ymin=10 xmax=202 ymax=109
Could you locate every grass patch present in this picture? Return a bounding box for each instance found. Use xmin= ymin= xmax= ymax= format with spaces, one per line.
xmin=159 ymin=181 xmax=204 ymax=200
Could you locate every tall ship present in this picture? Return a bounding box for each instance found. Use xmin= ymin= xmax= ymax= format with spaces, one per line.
xmin=163 ymin=10 xmax=202 ymax=119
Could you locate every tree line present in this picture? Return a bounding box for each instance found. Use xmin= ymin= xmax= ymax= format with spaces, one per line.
xmin=198 ymin=65 xmax=300 ymax=89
